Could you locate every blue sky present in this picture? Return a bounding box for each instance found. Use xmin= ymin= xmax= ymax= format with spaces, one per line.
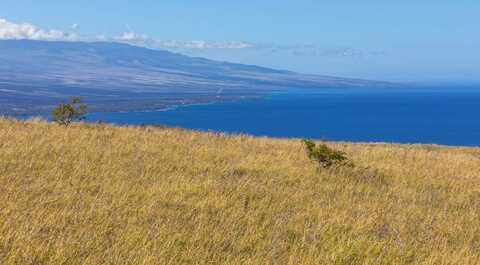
xmin=1 ymin=0 xmax=479 ymax=82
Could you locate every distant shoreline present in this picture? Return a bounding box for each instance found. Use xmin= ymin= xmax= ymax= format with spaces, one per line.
xmin=84 ymin=87 xmax=480 ymax=147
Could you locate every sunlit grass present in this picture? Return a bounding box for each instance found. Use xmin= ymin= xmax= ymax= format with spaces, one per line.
xmin=1 ymin=117 xmax=479 ymax=264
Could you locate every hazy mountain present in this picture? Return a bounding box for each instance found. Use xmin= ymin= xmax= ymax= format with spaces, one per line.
xmin=0 ymin=40 xmax=392 ymax=115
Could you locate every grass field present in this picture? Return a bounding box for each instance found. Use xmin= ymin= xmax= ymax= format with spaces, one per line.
xmin=1 ymin=117 xmax=480 ymax=265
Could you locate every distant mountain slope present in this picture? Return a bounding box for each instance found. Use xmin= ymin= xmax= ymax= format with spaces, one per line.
xmin=0 ymin=40 xmax=393 ymax=115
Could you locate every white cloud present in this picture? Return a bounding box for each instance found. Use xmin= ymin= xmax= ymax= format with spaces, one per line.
xmin=115 ymin=31 xmax=149 ymax=42
xmin=95 ymin=34 xmax=108 ymax=41
xmin=0 ymin=18 xmax=76 ymax=41
xmin=0 ymin=17 xmax=382 ymax=58
xmin=154 ymin=40 xmax=254 ymax=49
xmin=268 ymin=44 xmax=386 ymax=58
xmin=113 ymin=31 xmax=254 ymax=50
xmin=0 ymin=18 xmax=255 ymax=50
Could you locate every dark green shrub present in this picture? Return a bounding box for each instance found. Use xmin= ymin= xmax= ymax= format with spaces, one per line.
xmin=52 ymin=97 xmax=87 ymax=126
xmin=302 ymin=139 xmax=352 ymax=169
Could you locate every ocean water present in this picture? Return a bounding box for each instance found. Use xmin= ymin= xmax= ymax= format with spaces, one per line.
xmin=87 ymin=87 xmax=480 ymax=146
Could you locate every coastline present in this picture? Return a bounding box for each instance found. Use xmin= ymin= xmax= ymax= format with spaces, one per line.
xmin=85 ymin=87 xmax=480 ymax=147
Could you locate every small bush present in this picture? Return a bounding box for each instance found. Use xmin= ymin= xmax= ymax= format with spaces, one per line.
xmin=52 ymin=96 xmax=87 ymax=126
xmin=302 ymin=139 xmax=352 ymax=169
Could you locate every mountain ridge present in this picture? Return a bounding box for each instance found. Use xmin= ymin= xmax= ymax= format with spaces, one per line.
xmin=0 ymin=39 xmax=394 ymax=115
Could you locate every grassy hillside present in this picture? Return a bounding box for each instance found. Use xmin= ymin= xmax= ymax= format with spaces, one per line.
xmin=1 ymin=118 xmax=480 ymax=265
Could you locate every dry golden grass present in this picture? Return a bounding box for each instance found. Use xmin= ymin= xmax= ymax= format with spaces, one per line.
xmin=1 ymin=117 xmax=480 ymax=265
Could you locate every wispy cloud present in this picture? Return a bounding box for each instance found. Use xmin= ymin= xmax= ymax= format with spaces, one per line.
xmin=113 ymin=31 xmax=254 ymax=49
xmin=0 ymin=18 xmax=384 ymax=58
xmin=0 ymin=18 xmax=77 ymax=41
xmin=155 ymin=40 xmax=254 ymax=49
xmin=0 ymin=18 xmax=255 ymax=50
xmin=266 ymin=44 xmax=386 ymax=58
xmin=115 ymin=31 xmax=149 ymax=42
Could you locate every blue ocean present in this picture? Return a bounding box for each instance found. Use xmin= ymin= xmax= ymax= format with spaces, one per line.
xmin=87 ymin=87 xmax=480 ymax=146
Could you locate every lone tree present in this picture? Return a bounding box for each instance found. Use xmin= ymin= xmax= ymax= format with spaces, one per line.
xmin=52 ymin=96 xmax=87 ymax=126
xmin=302 ymin=139 xmax=351 ymax=169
